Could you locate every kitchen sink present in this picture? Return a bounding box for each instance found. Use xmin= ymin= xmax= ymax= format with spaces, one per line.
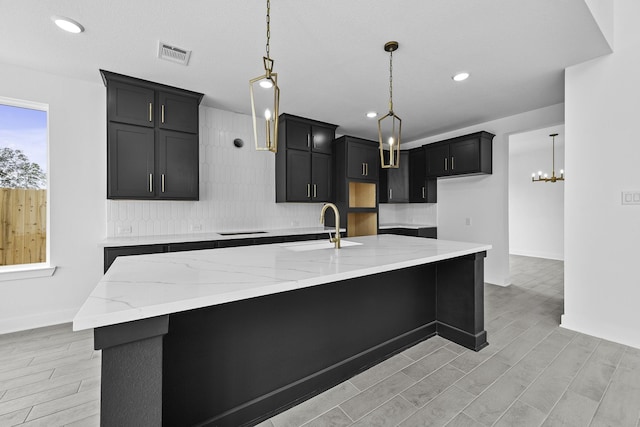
xmin=279 ymin=239 xmax=362 ymax=252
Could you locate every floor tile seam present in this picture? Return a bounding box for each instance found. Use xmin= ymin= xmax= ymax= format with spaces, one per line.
xmin=338 ymin=379 xmax=419 ymax=426
xmin=0 ymin=382 xmax=82 ymax=419
xmin=494 ymin=328 xmax=576 ymax=417
xmin=350 ymin=356 xmax=423 ymax=393
xmin=459 ymin=409 xmax=489 ymax=427
xmin=491 ymin=398 xmax=544 ymax=427
xmin=537 ymin=339 xmax=600 ymax=424
xmin=585 ymin=345 xmax=629 ymax=426
xmin=404 ymin=343 xmax=449 ymax=363
xmin=28 ymin=347 xmax=95 ymax=368
xmin=23 ymin=399 xmax=98 ymax=425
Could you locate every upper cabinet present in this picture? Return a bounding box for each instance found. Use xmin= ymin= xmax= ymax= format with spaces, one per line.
xmin=343 ymin=137 xmax=379 ymax=182
xmin=379 ymin=151 xmax=409 ymax=203
xmin=275 ymin=114 xmax=338 ymax=202
xmin=425 ymin=131 xmax=494 ymax=178
xmin=101 ymin=70 xmax=204 ymax=200
xmin=409 ymin=147 xmax=437 ymax=203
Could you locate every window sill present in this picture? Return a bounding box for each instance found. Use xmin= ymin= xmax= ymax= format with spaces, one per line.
xmin=0 ymin=264 xmax=57 ymax=282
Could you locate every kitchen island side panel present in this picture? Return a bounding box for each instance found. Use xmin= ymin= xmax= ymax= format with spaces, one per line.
xmin=162 ymin=263 xmax=437 ymax=427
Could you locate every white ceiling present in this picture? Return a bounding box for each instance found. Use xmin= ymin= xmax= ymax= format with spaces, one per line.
xmin=2 ymin=0 xmax=611 ymax=143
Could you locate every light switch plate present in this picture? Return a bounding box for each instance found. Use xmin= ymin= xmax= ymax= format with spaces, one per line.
xmin=621 ymin=191 xmax=640 ymax=205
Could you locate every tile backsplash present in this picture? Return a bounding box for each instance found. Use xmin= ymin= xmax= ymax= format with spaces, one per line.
xmin=106 ymin=107 xmax=436 ymax=237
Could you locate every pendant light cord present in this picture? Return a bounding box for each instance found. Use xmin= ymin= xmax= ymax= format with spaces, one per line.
xmin=389 ymin=49 xmax=394 ymax=114
xmin=265 ymin=0 xmax=271 ymax=60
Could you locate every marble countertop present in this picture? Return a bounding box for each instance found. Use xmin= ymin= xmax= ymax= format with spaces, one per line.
xmin=74 ymin=234 xmax=490 ymax=331
xmin=100 ymin=226 xmax=343 ymax=247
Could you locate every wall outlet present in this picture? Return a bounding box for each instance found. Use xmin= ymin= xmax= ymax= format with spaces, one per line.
xmin=190 ymin=224 xmax=203 ymax=232
xmin=621 ymin=191 xmax=640 ymax=205
xmin=465 ymin=217 xmax=472 ymax=226
xmin=117 ymin=225 xmax=132 ymax=235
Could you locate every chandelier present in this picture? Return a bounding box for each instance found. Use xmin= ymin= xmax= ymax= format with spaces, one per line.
xmin=378 ymin=41 xmax=402 ymax=169
xmin=249 ymin=0 xmax=280 ymax=153
xmin=532 ymin=133 xmax=564 ymax=182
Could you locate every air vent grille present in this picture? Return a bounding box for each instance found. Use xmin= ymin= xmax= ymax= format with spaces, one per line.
xmin=158 ymin=42 xmax=191 ymax=66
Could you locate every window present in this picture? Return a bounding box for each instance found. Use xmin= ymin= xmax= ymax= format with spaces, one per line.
xmin=0 ymin=97 xmax=53 ymax=278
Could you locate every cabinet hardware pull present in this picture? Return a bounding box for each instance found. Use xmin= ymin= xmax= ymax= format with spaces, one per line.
xmin=161 ymin=105 xmax=165 ymax=124
xmin=422 ymin=186 xmax=425 ymax=199
xmin=362 ymin=163 xmax=365 ymax=176
xmin=149 ymin=174 xmax=153 ymax=193
xmin=389 ymin=188 xmax=392 ymax=199
xmin=307 ymin=134 xmax=311 ymax=148
xmin=149 ymin=103 xmax=153 ymax=122
xmin=365 ymin=163 xmax=369 ymax=176
xmin=444 ymin=158 xmax=448 ymax=171
xmin=161 ymin=174 xmax=165 ymax=193
xmin=451 ymin=157 xmax=455 ymax=170
xmin=313 ymin=184 xmax=317 ymax=198
xmin=307 ymin=183 xmax=311 ymax=198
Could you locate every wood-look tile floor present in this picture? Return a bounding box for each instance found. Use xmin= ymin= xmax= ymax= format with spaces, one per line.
xmin=1 ymin=255 xmax=639 ymax=426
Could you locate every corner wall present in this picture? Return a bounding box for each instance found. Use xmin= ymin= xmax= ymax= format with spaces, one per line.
xmin=562 ymin=0 xmax=640 ymax=349
xmin=406 ymin=104 xmax=564 ymax=286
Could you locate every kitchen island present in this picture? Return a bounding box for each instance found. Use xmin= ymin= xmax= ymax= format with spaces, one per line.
xmin=74 ymin=234 xmax=491 ymax=426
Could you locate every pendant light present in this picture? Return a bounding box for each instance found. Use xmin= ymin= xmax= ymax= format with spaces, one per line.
xmin=249 ymin=0 xmax=280 ymax=153
xmin=532 ymin=133 xmax=565 ymax=183
xmin=378 ymin=41 xmax=402 ymax=169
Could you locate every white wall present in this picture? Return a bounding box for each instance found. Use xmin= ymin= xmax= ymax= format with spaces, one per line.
xmin=0 ymin=64 xmax=106 ymax=333
xmin=0 ymin=67 xmax=330 ymax=334
xmin=106 ymin=107 xmax=330 ymax=237
xmin=406 ymin=104 xmax=564 ymax=286
xmin=562 ymin=0 xmax=640 ymax=349
xmin=509 ymin=126 xmax=565 ymax=260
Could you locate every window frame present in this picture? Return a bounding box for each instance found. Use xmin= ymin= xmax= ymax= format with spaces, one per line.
xmin=0 ymin=96 xmax=55 ymax=280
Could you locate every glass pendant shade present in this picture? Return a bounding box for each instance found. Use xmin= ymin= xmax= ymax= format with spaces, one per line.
xmin=378 ymin=112 xmax=402 ymax=168
xmin=250 ymin=58 xmax=279 ymax=152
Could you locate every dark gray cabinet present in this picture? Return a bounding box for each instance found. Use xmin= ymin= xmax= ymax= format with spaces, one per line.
xmin=101 ymin=70 xmax=203 ymax=200
xmin=378 ymin=227 xmax=437 ymax=239
xmin=409 ymin=147 xmax=437 ymax=203
xmin=425 ymin=131 xmax=494 ymax=178
xmin=380 ymin=151 xmax=409 ymax=203
xmin=345 ymin=138 xmax=379 ymax=181
xmin=275 ymin=114 xmax=338 ymax=202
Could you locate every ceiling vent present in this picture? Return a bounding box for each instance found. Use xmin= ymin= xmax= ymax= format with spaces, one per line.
xmin=157 ymin=42 xmax=191 ymax=66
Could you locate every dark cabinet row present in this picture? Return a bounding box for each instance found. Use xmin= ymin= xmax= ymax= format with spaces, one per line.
xmin=101 ymin=70 xmax=204 ymax=200
xmin=103 ymin=232 xmax=342 ymax=273
xmin=379 ymin=148 xmax=437 ymax=204
xmin=378 ymin=227 xmax=437 ymax=239
xmin=425 ymin=131 xmax=494 ymax=178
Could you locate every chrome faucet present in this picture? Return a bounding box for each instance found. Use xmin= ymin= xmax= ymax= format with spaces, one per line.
xmin=320 ymin=203 xmax=341 ymax=249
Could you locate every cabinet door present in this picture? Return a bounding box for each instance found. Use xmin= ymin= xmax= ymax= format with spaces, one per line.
xmin=426 ymin=143 xmax=449 ymax=177
xmin=107 ymin=81 xmax=155 ymax=128
xmin=311 ymin=125 xmax=334 ymax=155
xmin=108 ymin=123 xmax=155 ymax=199
xmin=158 ymin=91 xmax=200 ymax=134
xmin=450 ymin=138 xmax=480 ymax=175
xmin=157 ymin=130 xmax=199 ymax=199
xmin=387 ymin=151 xmax=409 ymax=202
xmin=409 ymin=148 xmax=426 ymax=202
xmin=311 ymin=153 xmax=331 ymax=201
xmin=347 ymin=142 xmax=379 ymax=180
xmin=286 ymin=149 xmax=311 ymax=201
xmin=286 ymin=120 xmax=311 ymax=151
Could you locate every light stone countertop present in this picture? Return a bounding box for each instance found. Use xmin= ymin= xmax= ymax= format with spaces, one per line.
xmin=378 ymin=223 xmax=437 ymax=229
xmin=74 ymin=234 xmax=490 ymax=331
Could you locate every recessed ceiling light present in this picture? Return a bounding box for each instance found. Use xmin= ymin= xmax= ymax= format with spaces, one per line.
xmin=366 ymin=111 xmax=378 ymax=118
xmin=52 ymin=16 xmax=85 ymax=34
xmin=452 ymin=72 xmax=470 ymax=82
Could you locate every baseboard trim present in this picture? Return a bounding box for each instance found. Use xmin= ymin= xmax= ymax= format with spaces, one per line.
xmin=509 ymin=249 xmax=564 ymax=261
xmin=0 ymin=309 xmax=76 ymax=335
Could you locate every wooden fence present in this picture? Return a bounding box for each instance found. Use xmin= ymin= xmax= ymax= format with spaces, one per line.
xmin=0 ymin=188 xmax=47 ymax=266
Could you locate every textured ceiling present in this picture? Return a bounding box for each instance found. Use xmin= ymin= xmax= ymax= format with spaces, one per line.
xmin=1 ymin=0 xmax=611 ymax=143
